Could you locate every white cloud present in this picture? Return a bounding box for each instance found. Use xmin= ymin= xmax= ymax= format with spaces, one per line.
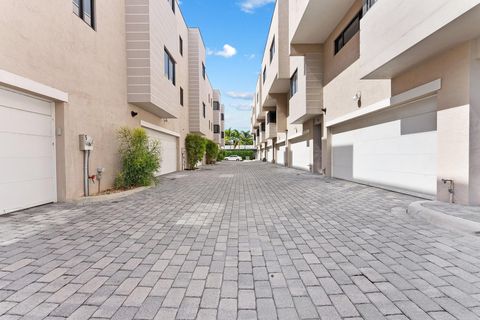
xmin=239 ymin=0 xmax=275 ymax=13
xmin=226 ymin=91 xmax=255 ymax=100
xmin=230 ymin=104 xmax=252 ymax=112
xmin=207 ymin=44 xmax=237 ymax=58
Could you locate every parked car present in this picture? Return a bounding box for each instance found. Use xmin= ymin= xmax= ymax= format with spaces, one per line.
xmin=224 ymin=155 xmax=242 ymax=161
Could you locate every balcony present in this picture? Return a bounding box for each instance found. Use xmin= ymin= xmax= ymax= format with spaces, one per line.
xmin=288 ymin=55 xmax=323 ymax=124
xmin=289 ymin=0 xmax=355 ymax=45
xmin=126 ymin=0 xmax=183 ymax=118
xmin=360 ymin=0 xmax=480 ymax=79
xmin=260 ymin=0 xmax=290 ymax=110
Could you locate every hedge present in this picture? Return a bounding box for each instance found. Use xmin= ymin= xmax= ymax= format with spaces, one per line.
xmin=223 ymin=150 xmax=255 ymax=160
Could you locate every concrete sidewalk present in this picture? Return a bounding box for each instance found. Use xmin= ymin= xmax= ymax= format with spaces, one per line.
xmin=409 ymin=201 xmax=480 ymax=235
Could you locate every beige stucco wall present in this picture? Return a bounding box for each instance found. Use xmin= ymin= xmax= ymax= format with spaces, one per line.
xmin=392 ymin=42 xmax=473 ymax=204
xmin=0 ymin=1 xmax=193 ymax=200
xmin=187 ymin=29 xmax=214 ymax=139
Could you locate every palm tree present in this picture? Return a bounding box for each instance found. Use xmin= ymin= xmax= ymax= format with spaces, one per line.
xmin=239 ymin=131 xmax=253 ymax=145
xmin=225 ymin=128 xmax=241 ymax=148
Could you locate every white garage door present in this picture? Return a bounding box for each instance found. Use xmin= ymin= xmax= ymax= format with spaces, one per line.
xmin=267 ymin=147 xmax=273 ymax=162
xmin=0 ymin=87 xmax=56 ymax=214
xmin=290 ymin=139 xmax=311 ymax=171
xmin=276 ymin=145 xmax=286 ymax=166
xmin=332 ymin=96 xmax=437 ymax=197
xmin=144 ymin=126 xmax=178 ymax=175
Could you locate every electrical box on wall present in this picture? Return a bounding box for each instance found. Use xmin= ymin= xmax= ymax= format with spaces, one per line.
xmin=79 ymin=134 xmax=94 ymax=151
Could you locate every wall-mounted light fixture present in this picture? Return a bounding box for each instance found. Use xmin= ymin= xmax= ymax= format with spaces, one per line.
xmin=353 ymin=91 xmax=362 ymax=108
xmin=131 ymin=111 xmax=138 ymax=118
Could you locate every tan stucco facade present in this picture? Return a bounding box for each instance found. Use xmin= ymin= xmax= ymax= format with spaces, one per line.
xmin=0 ymin=1 xmax=217 ymax=201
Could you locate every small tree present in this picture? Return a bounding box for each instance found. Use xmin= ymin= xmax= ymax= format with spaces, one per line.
xmin=115 ymin=127 xmax=161 ymax=188
xmin=205 ymin=140 xmax=219 ymax=164
xmin=185 ymin=134 xmax=206 ymax=169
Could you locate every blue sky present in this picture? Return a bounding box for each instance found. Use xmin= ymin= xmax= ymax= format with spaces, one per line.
xmin=180 ymin=0 xmax=275 ymax=132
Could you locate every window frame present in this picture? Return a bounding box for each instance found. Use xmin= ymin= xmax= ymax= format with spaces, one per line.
xmin=334 ymin=10 xmax=363 ymax=55
xmin=263 ymin=66 xmax=266 ymax=84
xmin=202 ymin=63 xmax=206 ymax=80
xmin=269 ymin=36 xmax=275 ymax=64
xmin=202 ymin=103 xmax=206 ymax=118
xmin=214 ymin=124 xmax=220 ymax=134
xmin=213 ymin=101 xmax=220 ymax=111
xmin=221 ymin=113 xmax=224 ymax=121
xmin=168 ymin=0 xmax=175 ymax=13
xmin=179 ymin=36 xmax=183 ymax=56
xmin=180 ymin=87 xmax=184 ymax=106
xmin=164 ymin=48 xmax=176 ymax=85
xmin=267 ymin=111 xmax=277 ymax=124
xmin=73 ymin=0 xmax=95 ymax=29
xmin=290 ymin=69 xmax=298 ymax=98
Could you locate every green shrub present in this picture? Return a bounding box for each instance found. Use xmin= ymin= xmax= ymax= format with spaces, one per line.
xmin=114 ymin=127 xmax=161 ymax=189
xmin=224 ymin=150 xmax=255 ymax=160
xmin=185 ymin=134 xmax=206 ymax=169
xmin=205 ymin=140 xmax=219 ymax=164
xmin=217 ymin=150 xmax=225 ymax=162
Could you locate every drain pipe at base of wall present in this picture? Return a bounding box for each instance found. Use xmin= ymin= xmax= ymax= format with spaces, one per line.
xmin=441 ymin=179 xmax=455 ymax=204
xmin=79 ymin=134 xmax=94 ymax=197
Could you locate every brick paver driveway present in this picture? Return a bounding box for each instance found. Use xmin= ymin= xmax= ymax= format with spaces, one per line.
xmin=1 ymin=162 xmax=480 ymax=320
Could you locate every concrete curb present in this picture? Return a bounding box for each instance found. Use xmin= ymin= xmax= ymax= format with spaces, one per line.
xmin=71 ymin=186 xmax=152 ymax=205
xmin=408 ymin=201 xmax=480 ymax=235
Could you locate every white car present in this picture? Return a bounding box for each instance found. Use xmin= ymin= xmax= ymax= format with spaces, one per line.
xmin=224 ymin=155 xmax=242 ymax=161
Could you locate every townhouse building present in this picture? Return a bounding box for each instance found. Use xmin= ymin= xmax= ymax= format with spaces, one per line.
xmin=213 ymin=89 xmax=225 ymax=147
xmin=0 ymin=0 xmax=219 ymax=213
xmin=252 ymin=0 xmax=480 ymax=205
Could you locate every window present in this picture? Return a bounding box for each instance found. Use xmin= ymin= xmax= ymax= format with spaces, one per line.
xmin=334 ymin=10 xmax=362 ymax=54
xmin=290 ymin=69 xmax=298 ymax=97
xmin=202 ymin=63 xmax=206 ymax=80
xmin=263 ymin=66 xmax=266 ymax=84
xmin=261 ymin=122 xmax=265 ymax=132
xmin=214 ymin=125 xmax=220 ymax=134
xmin=269 ymin=37 xmax=275 ymax=64
xmin=267 ymin=111 xmax=276 ymax=124
xmin=180 ymin=87 xmax=184 ymax=106
xmin=221 ymin=131 xmax=225 ymax=139
xmin=213 ymin=101 xmax=220 ymax=110
xmin=179 ymin=36 xmax=183 ymax=56
xmin=221 ymin=113 xmax=224 ymax=121
xmin=73 ymin=0 xmax=95 ymax=29
xmin=202 ymin=103 xmax=206 ymax=118
xmin=168 ymin=0 xmax=175 ymax=13
xmin=164 ymin=48 xmax=176 ymax=85
xmin=363 ymin=0 xmax=377 ymax=14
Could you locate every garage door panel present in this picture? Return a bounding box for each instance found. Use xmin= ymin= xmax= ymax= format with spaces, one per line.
xmin=0 ymin=157 xmax=55 ymax=183
xmin=291 ymin=140 xmax=311 ymax=171
xmin=0 ymin=133 xmax=53 ymax=158
xmin=356 ymin=153 xmax=437 ymax=175
xmin=0 ymin=178 xmax=56 ymax=213
xmin=0 ymin=107 xmax=53 ymax=136
xmin=145 ymin=128 xmax=178 ymax=176
xmin=276 ymin=146 xmax=286 ymax=166
xmin=0 ymin=88 xmax=52 ymax=116
xmin=332 ymin=97 xmax=437 ymax=197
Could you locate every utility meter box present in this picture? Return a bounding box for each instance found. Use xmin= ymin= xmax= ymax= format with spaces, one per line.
xmin=79 ymin=134 xmax=94 ymax=151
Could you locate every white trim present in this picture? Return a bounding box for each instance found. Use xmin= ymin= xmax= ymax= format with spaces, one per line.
xmin=140 ymin=120 xmax=180 ymax=137
xmin=326 ymin=79 xmax=442 ymax=127
xmin=51 ymin=102 xmax=58 ymax=204
xmin=0 ymin=69 xmax=68 ymax=102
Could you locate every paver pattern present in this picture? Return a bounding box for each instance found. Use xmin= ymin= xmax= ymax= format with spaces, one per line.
xmin=1 ymin=162 xmax=480 ymax=320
